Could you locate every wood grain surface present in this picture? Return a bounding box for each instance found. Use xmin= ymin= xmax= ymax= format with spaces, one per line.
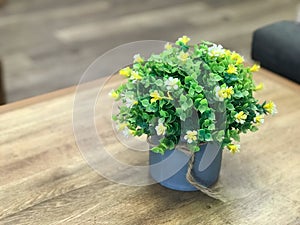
xmin=0 ymin=68 xmax=299 ymax=225
xmin=0 ymin=60 xmax=6 ymax=104
xmin=0 ymin=0 xmax=299 ymax=102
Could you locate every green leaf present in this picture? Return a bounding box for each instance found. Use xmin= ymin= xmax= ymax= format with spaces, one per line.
xmin=160 ymin=142 xmax=168 ymax=150
xmin=159 ymin=110 xmax=167 ymax=117
xmin=224 ymin=74 xmax=239 ymax=83
xmin=180 ymin=94 xmax=187 ymax=102
xmin=176 ymin=108 xmax=187 ymax=121
xmin=194 ymin=97 xmax=202 ymax=108
xmin=195 ymin=85 xmax=203 ymax=93
xmin=203 ymin=119 xmax=211 ymax=127
xmin=203 ymin=64 xmax=210 ymax=71
xmin=190 ymin=72 xmax=198 ymax=80
xmin=155 ymin=79 xmax=164 ymax=86
xmin=146 ymin=104 xmax=157 ymax=112
xmin=186 ymin=98 xmax=193 ymax=107
xmin=226 ymin=103 xmax=234 ymax=110
xmin=181 ymin=103 xmax=189 ymax=111
xmin=198 ymin=104 xmax=208 ymax=113
xmin=143 ymin=79 xmax=150 ymax=88
xmin=200 ymin=99 xmax=208 ymax=106
xmin=215 ymin=130 xmax=225 ymax=142
xmin=243 ymin=91 xmax=249 ymax=96
xmin=161 ymin=138 xmax=175 ymax=150
xmin=234 ymin=91 xmax=243 ymax=98
xmin=198 ymin=129 xmax=206 ymax=140
xmin=250 ymin=126 xmax=259 ymax=132
xmin=205 ymin=133 xmax=213 ymax=141
xmin=188 ymin=88 xmax=195 ymax=96
xmin=190 ymin=145 xmax=200 ymax=152
xmin=151 ymin=146 xmax=165 ymax=154
xmin=230 ymin=130 xmax=240 ymax=141
xmin=208 ymin=123 xmax=215 ymax=130
xmin=210 ymin=73 xmax=223 ymax=81
xmin=141 ymin=99 xmax=149 ymax=107
xmin=126 ymin=82 xmax=135 ymax=90
xmin=215 ymin=66 xmax=225 ymax=73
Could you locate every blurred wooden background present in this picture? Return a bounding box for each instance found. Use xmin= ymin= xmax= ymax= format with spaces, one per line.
xmin=0 ymin=0 xmax=299 ymax=102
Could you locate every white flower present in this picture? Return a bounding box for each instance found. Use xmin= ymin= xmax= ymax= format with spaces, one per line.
xmin=208 ymin=44 xmax=225 ymax=57
xmin=215 ymin=86 xmax=234 ymax=101
xmin=155 ymin=122 xmax=167 ymax=136
xmin=125 ymin=98 xmax=138 ymax=108
xmin=184 ymin=130 xmax=198 ymax=143
xmin=215 ymin=86 xmax=224 ymax=101
xmin=253 ymin=113 xmax=265 ymax=125
xmin=122 ymin=127 xmax=130 ymax=137
xmin=133 ymin=54 xmax=144 ymax=63
xmin=165 ymin=77 xmax=179 ymax=90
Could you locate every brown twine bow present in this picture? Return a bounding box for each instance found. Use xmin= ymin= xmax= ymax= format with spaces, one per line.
xmin=183 ymin=146 xmax=225 ymax=202
xmin=148 ymin=138 xmax=226 ymax=202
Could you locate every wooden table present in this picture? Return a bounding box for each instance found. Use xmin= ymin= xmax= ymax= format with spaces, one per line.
xmin=0 ymin=69 xmax=299 ymax=225
xmin=0 ymin=60 xmax=6 ymax=105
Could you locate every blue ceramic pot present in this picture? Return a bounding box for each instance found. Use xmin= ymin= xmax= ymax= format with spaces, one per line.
xmin=149 ymin=142 xmax=222 ymax=191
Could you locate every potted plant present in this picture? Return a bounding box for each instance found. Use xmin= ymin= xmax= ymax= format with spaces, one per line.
xmin=110 ymin=36 xmax=277 ymax=193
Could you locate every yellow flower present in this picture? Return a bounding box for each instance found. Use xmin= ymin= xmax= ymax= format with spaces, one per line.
xmin=178 ymin=51 xmax=189 ymax=62
xmin=133 ymin=100 xmax=138 ymax=105
xmin=109 ymin=90 xmax=119 ymax=100
xmin=225 ymin=49 xmax=231 ymax=56
xmin=263 ymin=101 xmax=277 ymax=115
xmin=250 ymin=64 xmax=260 ymax=72
xmin=227 ymin=144 xmax=240 ymax=154
xmin=235 ymin=111 xmax=247 ymax=124
xmin=150 ymin=90 xmax=163 ymax=103
xmin=227 ymin=64 xmax=237 ymax=74
xmin=253 ymin=113 xmax=264 ymax=125
xmin=164 ymin=42 xmax=172 ymax=50
xmin=133 ymin=54 xmax=144 ymax=63
xmin=178 ymin=35 xmax=190 ymax=45
xmin=236 ymin=57 xmax=244 ymax=64
xmin=155 ymin=122 xmax=167 ymax=136
xmin=119 ymin=67 xmax=131 ymax=77
xmin=184 ymin=130 xmax=198 ymax=144
xmin=166 ymin=91 xmax=173 ymax=100
xmin=230 ymin=52 xmax=239 ymax=60
xmin=230 ymin=52 xmax=244 ymax=64
xmin=224 ymin=86 xmax=234 ymax=98
xmin=255 ymin=82 xmax=264 ymax=91
xmin=117 ymin=122 xmax=128 ymax=131
xmin=215 ymin=86 xmax=234 ymax=101
xmin=131 ymin=71 xmax=142 ymax=80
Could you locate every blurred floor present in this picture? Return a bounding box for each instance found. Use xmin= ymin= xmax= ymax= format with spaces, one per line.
xmin=0 ymin=0 xmax=299 ymax=102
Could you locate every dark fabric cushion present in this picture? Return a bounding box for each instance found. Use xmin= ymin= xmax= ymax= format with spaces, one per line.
xmin=251 ymin=21 xmax=300 ymax=83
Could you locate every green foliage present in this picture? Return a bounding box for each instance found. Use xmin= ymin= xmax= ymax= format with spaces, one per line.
xmin=112 ymin=36 xmax=276 ymax=154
